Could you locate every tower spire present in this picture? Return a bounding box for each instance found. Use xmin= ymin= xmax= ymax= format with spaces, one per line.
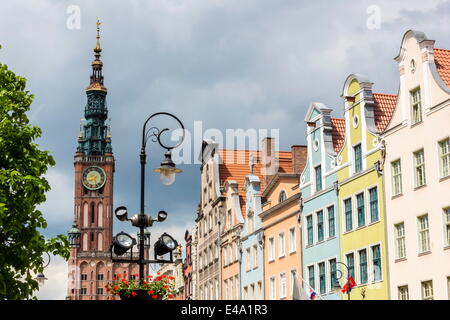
xmin=87 ymin=17 xmax=106 ymax=92
xmin=77 ymin=19 xmax=110 ymax=155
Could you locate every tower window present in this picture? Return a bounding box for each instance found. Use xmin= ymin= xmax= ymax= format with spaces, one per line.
xmin=90 ymin=232 xmax=94 ymax=242
xmin=91 ymin=203 xmax=95 ymax=224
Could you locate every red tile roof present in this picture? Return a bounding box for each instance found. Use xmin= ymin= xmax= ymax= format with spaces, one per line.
xmin=331 ymin=118 xmax=345 ymax=153
xmin=434 ymin=48 xmax=450 ymax=88
xmin=372 ymin=93 xmax=397 ymax=132
xmin=217 ymin=149 xmax=294 ymax=217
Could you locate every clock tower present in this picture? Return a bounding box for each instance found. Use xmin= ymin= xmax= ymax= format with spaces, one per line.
xmin=66 ymin=20 xmax=140 ymax=300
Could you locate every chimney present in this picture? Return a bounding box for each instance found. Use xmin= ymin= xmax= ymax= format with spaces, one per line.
xmin=291 ymin=145 xmax=308 ymax=174
xmin=261 ymin=137 xmax=277 ymax=187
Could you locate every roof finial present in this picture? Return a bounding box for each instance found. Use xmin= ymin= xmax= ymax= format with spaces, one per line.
xmin=94 ymin=17 xmax=102 ymax=56
xmin=249 ymin=153 xmax=255 ymax=175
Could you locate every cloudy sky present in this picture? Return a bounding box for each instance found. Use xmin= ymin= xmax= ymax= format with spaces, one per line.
xmin=1 ymin=0 xmax=450 ymax=299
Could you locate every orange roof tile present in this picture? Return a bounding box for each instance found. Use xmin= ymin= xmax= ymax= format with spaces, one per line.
xmin=217 ymin=149 xmax=294 ymax=217
xmin=434 ymin=48 xmax=450 ymax=88
xmin=331 ymin=118 xmax=345 ymax=153
xmin=373 ymin=93 xmax=397 ymax=132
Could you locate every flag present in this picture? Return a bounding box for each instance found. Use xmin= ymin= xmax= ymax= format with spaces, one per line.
xmin=309 ymin=288 xmax=317 ymax=300
xmin=341 ymin=276 xmax=357 ymax=294
xmin=292 ymin=276 xmax=309 ymax=300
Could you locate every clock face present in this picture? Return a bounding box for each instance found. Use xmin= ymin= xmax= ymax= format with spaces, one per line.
xmin=82 ymin=166 xmax=106 ymax=190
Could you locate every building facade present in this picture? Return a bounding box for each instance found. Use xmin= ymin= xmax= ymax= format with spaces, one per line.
xmin=240 ymin=164 xmax=264 ymax=300
xmin=383 ymin=30 xmax=450 ymax=300
xmin=183 ymin=230 xmax=194 ymax=300
xmin=299 ymin=103 xmax=344 ymax=300
xmin=260 ymin=142 xmax=307 ymax=300
xmin=66 ymin=21 xmax=141 ymax=300
xmin=335 ymin=74 xmax=396 ymax=300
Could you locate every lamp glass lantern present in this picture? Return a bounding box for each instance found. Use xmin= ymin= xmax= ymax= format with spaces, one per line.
xmin=68 ymin=221 xmax=81 ymax=248
xmin=154 ymin=152 xmax=182 ymax=186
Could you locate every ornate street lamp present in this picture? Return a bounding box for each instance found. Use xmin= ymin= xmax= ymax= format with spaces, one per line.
xmin=33 ymin=252 xmax=51 ymax=286
xmin=110 ymin=112 xmax=185 ymax=280
xmin=332 ymin=261 xmax=353 ymax=300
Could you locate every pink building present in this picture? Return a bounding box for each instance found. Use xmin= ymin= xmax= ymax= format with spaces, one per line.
xmin=383 ymin=30 xmax=450 ymax=300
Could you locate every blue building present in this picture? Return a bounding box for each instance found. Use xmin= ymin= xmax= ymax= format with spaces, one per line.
xmin=299 ymin=103 xmax=344 ymax=300
xmin=240 ymin=161 xmax=265 ymax=300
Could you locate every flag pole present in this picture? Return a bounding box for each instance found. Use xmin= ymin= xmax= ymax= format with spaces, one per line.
xmin=296 ymin=274 xmax=325 ymax=300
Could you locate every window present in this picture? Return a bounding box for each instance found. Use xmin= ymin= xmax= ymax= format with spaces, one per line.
xmin=227 ymin=210 xmax=232 ymax=229
xmin=414 ymin=149 xmax=426 ymax=188
xmin=359 ymin=249 xmax=368 ymax=284
xmin=372 ymin=245 xmax=382 ymax=282
xmin=246 ymin=248 xmax=251 ymax=271
xmin=289 ymin=227 xmax=296 ymax=253
xmin=410 ymin=87 xmax=422 ymax=124
xmin=318 ymin=262 xmax=326 ymax=294
xmin=328 ymin=206 xmax=335 ymax=238
xmin=346 ymin=253 xmax=355 ymax=279
xmin=315 ymin=165 xmax=322 ymax=192
xmin=418 ymin=215 xmax=430 ymax=253
xmin=279 ymin=232 xmax=286 ymax=258
xmin=243 ymin=286 xmax=248 ymax=300
xmin=356 ymin=193 xmax=365 ymax=227
xmin=317 ymin=211 xmax=324 ymax=242
xmin=223 ymin=281 xmax=228 ymax=300
xmin=96 ymin=274 xmax=104 ymax=281
xmin=228 ymin=245 xmax=233 ymax=263
xmin=391 ymin=160 xmax=402 ymax=196
xmin=308 ymin=265 xmax=315 ymax=289
xmin=354 ymin=144 xmax=362 ymax=173
xmin=248 ymin=212 xmax=255 ymax=234
xmin=269 ymin=237 xmax=275 ymax=261
xmin=96 ymin=288 xmax=103 ymax=295
xmin=445 ymin=208 xmax=450 ymax=247
xmin=80 ymin=288 xmax=87 ymax=295
xmin=344 ymin=199 xmax=353 ymax=232
xmin=269 ymin=276 xmax=276 ymax=300
xmin=395 ymin=223 xmax=406 ymax=259
xmin=306 ymin=215 xmax=313 ymax=245
xmin=329 ymin=259 xmax=337 ymax=292
xmin=250 ymin=283 xmax=255 ymax=300
xmin=398 ymin=286 xmax=409 ymax=300
xmin=421 ymin=280 xmax=433 ymax=300
xmin=278 ymin=190 xmax=287 ymax=203
xmin=90 ymin=232 xmax=94 ymax=242
xmin=440 ymin=138 xmax=450 ymax=178
xmin=253 ymin=245 xmax=258 ymax=269
xmin=90 ymin=202 xmax=95 ymax=224
xmin=447 ymin=277 xmax=450 ymax=299
xmin=369 ymin=187 xmax=379 ymax=223
xmin=280 ymin=273 xmax=287 ymax=299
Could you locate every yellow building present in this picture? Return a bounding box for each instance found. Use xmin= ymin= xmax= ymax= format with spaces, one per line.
xmin=335 ymin=74 xmax=397 ymax=300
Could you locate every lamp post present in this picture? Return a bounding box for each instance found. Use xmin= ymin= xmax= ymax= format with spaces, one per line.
xmin=332 ymin=261 xmax=352 ymax=301
xmin=110 ymin=112 xmax=185 ymax=281
xmin=34 ymin=252 xmax=51 ymax=286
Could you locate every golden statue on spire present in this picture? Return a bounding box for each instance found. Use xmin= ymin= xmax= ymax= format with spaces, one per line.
xmin=94 ymin=17 xmax=102 ymax=53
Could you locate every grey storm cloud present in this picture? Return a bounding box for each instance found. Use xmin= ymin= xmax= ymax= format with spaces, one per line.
xmin=1 ymin=0 xmax=450 ymax=299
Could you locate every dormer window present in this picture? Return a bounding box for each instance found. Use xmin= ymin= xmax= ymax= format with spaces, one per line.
xmin=278 ymin=191 xmax=287 ymax=204
xmin=410 ymin=87 xmax=422 ymax=125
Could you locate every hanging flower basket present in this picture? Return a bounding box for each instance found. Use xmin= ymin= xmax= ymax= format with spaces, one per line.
xmin=106 ymin=272 xmax=177 ymax=301
xmin=119 ymin=289 xmax=162 ymax=300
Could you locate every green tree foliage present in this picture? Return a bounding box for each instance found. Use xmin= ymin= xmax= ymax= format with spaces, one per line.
xmin=0 ymin=61 xmax=69 ymax=299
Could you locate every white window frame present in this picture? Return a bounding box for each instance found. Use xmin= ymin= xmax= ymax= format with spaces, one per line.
xmin=410 ymin=87 xmax=422 ymax=125
xmin=439 ymin=138 xmax=450 ymax=178
xmin=414 ymin=149 xmax=426 ymax=188
xmin=269 ymin=276 xmax=276 ymax=300
xmin=279 ymin=272 xmax=287 ymax=299
xmin=421 ymin=280 xmax=433 ymax=300
xmin=391 ymin=159 xmax=402 ymax=196
xmin=268 ymin=237 xmax=275 ymax=262
xmin=289 ymin=227 xmax=296 ymax=254
xmin=444 ymin=207 xmax=450 ymax=247
xmin=278 ymin=232 xmax=286 ymax=258
xmin=398 ymin=285 xmax=409 ymax=300
xmin=417 ymin=214 xmax=430 ymax=253
xmin=253 ymin=244 xmax=258 ymax=269
xmin=246 ymin=248 xmax=251 ymax=271
xmin=395 ymin=223 xmax=406 ymax=260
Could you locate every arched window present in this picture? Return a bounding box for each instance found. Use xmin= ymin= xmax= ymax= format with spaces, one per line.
xmin=98 ymin=203 xmax=103 ymax=227
xmin=90 ymin=202 xmax=95 ymax=224
xmin=83 ymin=202 xmax=89 ymax=227
xmin=98 ymin=233 xmax=103 ymax=251
xmin=278 ymin=190 xmax=287 ymax=203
